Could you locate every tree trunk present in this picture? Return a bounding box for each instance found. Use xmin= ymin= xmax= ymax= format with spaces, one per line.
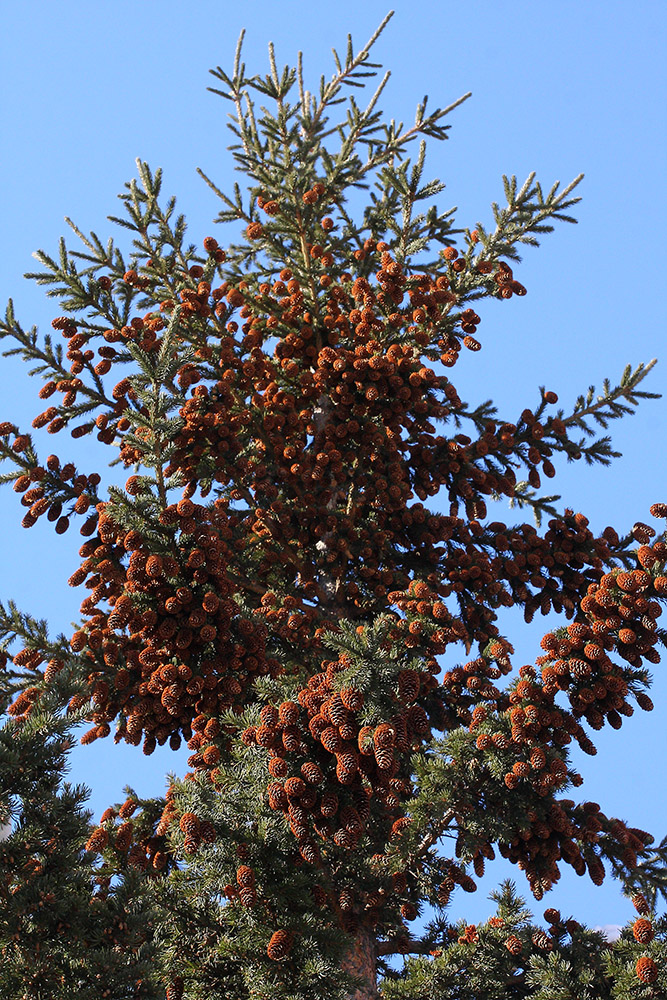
xmin=315 ymin=391 xmax=379 ymax=999
xmin=341 ymin=926 xmax=379 ymax=1000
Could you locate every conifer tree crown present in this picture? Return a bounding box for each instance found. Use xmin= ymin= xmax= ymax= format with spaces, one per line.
xmin=0 ymin=13 xmax=665 ymax=999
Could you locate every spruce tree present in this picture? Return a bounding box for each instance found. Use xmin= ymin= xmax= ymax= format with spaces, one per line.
xmin=1 ymin=13 xmax=666 ymax=998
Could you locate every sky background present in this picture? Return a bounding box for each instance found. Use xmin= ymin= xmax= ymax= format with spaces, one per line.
xmin=1 ymin=0 xmax=665 ymax=938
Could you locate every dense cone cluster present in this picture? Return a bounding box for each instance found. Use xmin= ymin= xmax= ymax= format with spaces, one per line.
xmin=69 ymin=498 xmax=277 ymax=754
xmin=242 ymin=652 xmax=435 ymax=864
xmin=84 ymin=789 xmax=204 ymax=877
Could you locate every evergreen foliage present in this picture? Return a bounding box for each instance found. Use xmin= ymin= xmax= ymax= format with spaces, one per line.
xmin=0 ymin=13 xmax=665 ymax=998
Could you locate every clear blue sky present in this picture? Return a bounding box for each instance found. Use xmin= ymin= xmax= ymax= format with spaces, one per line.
xmin=1 ymin=0 xmax=666 ymax=935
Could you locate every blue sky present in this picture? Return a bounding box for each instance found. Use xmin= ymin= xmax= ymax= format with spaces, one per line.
xmin=1 ymin=0 xmax=666 ymax=934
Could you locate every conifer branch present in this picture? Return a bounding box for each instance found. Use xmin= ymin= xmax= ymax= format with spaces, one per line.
xmin=562 ymin=359 xmax=659 ymax=432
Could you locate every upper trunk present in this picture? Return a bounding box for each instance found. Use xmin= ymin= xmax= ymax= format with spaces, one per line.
xmin=341 ymin=925 xmax=379 ymax=1000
